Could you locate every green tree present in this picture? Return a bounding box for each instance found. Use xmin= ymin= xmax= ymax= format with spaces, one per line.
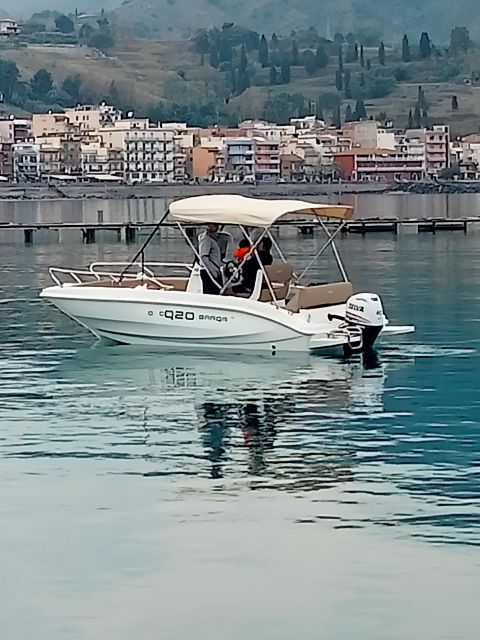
xmin=344 ymin=69 xmax=351 ymax=98
xmin=346 ymin=32 xmax=356 ymax=45
xmin=414 ymin=104 xmax=421 ymax=127
xmin=209 ymin=42 xmax=219 ymax=68
xmin=271 ymin=33 xmax=279 ymax=48
xmin=316 ymin=95 xmax=324 ymax=120
xmin=360 ymin=44 xmax=365 ymax=67
xmin=31 ymin=69 xmax=53 ymax=98
xmin=402 ymin=34 xmax=411 ymax=62
xmin=332 ymin=103 xmax=341 ymax=128
xmin=359 ymin=72 xmax=366 ymax=87
xmin=452 ymin=95 xmax=459 ymax=110
xmin=61 ymin=74 xmax=81 ymax=102
xmin=229 ymin=67 xmax=237 ymax=94
xmin=335 ymin=69 xmax=343 ymax=91
xmin=55 ymin=14 xmax=74 ymax=33
xmin=263 ymin=92 xmax=294 ymax=123
xmin=408 ymin=109 xmax=414 ymax=128
xmin=303 ymin=49 xmax=316 ymax=76
xmin=291 ymin=39 xmax=299 ymax=65
xmin=366 ymin=59 xmax=371 ymax=71
xmin=419 ymin=32 xmax=432 ymax=58
xmin=354 ymin=43 xmax=359 ymax=61
xmin=87 ymin=31 xmax=114 ymax=52
xmin=338 ymin=50 xmax=344 ymax=73
xmin=280 ymin=60 xmax=291 ymax=84
xmin=194 ymin=30 xmax=210 ymax=54
xmin=97 ymin=8 xmax=109 ymax=29
xmin=345 ymin=104 xmax=354 ymax=122
xmin=417 ymin=85 xmax=428 ymax=111
xmin=333 ymin=32 xmax=344 ymax=55
xmin=354 ymin=98 xmax=367 ymax=119
xmin=378 ymin=41 xmax=386 ymax=66
xmin=367 ymin=77 xmax=394 ymax=99
xmin=79 ymin=23 xmax=94 ymax=44
xmin=450 ymin=27 xmax=471 ymax=56
xmin=269 ymin=65 xmax=278 ymax=85
xmin=0 ymin=59 xmax=19 ymax=102
xmin=315 ymin=45 xmax=329 ymax=70
xmin=259 ymin=34 xmax=269 ymax=66
xmin=236 ymin=45 xmax=250 ymax=94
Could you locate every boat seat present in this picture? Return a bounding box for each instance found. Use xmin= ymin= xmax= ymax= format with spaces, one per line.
xmin=256 ymin=262 xmax=295 ymax=302
xmin=286 ymin=282 xmax=353 ymax=312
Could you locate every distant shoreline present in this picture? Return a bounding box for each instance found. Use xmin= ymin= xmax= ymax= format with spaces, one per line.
xmin=0 ymin=181 xmax=479 ymax=201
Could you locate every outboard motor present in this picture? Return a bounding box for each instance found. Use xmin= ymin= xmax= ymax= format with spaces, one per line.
xmin=345 ymin=293 xmax=386 ymax=351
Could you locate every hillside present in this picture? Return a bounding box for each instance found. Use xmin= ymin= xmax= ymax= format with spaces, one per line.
xmin=3 ymin=28 xmax=480 ymax=135
xmin=111 ymin=0 xmax=480 ymax=41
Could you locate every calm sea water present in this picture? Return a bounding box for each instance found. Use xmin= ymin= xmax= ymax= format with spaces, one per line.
xmin=1 ymin=226 xmax=480 ymax=639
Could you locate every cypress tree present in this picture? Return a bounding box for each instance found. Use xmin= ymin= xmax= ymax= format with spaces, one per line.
xmin=333 ymin=104 xmax=341 ymax=128
xmin=317 ymin=95 xmax=324 ymax=120
xmin=271 ymin=33 xmax=279 ymax=48
xmin=360 ymin=44 xmax=365 ymax=67
xmin=335 ymin=69 xmax=343 ymax=91
xmin=338 ymin=50 xmax=344 ymax=73
xmin=414 ymin=104 xmax=421 ymax=127
xmin=402 ymin=34 xmax=411 ymax=62
xmin=315 ymin=45 xmax=329 ymax=70
xmin=417 ymin=85 xmax=428 ymax=111
xmin=354 ymin=98 xmax=367 ymax=119
xmin=354 ymin=43 xmax=359 ymax=61
xmin=408 ymin=109 xmax=414 ymax=128
xmin=345 ymin=104 xmax=354 ymax=122
xmin=259 ymin=34 xmax=269 ymax=67
xmin=378 ymin=42 xmax=386 ymax=66
xmin=280 ymin=60 xmax=291 ymax=84
xmin=291 ymin=39 xmax=299 ymax=65
xmin=359 ymin=71 xmax=365 ymax=87
xmin=269 ymin=65 xmax=278 ymax=85
xmin=344 ymin=69 xmax=351 ymax=98
xmin=366 ymin=59 xmax=371 ymax=71
xmin=209 ymin=42 xmax=219 ymax=68
xmin=419 ymin=32 xmax=432 ymax=58
xmin=452 ymin=95 xmax=459 ymax=110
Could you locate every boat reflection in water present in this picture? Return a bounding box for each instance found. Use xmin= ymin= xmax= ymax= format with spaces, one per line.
xmin=63 ymin=347 xmax=399 ymax=490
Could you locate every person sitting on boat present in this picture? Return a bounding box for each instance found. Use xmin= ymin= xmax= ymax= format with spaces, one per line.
xmin=223 ymin=238 xmax=252 ymax=289
xmin=234 ymin=238 xmax=251 ymax=262
xmin=234 ymin=237 xmax=273 ymax=294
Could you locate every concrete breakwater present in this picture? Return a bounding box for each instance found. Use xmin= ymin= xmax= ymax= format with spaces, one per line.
xmin=0 ymin=182 xmax=391 ymax=201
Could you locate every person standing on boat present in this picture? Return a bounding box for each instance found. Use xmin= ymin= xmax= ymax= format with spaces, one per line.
xmin=198 ymin=223 xmax=232 ymax=294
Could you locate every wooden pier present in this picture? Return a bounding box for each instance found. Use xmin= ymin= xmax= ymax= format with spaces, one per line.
xmin=1 ymin=216 xmax=479 ymax=244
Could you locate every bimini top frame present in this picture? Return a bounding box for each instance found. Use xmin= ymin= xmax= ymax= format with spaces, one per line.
xmin=169 ymin=194 xmax=353 ymax=227
xmin=119 ymin=194 xmax=353 ymax=290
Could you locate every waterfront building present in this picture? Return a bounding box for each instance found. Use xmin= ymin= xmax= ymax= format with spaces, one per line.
xmin=0 ymin=19 xmax=21 ymax=39
xmin=334 ymin=148 xmax=425 ymax=181
xmin=192 ymin=136 xmax=226 ymax=180
xmin=225 ymin=137 xmax=280 ymax=181
xmin=12 ymin=143 xmax=40 ymax=182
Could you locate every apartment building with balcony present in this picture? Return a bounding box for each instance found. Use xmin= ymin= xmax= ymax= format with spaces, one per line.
xmin=225 ymin=137 xmax=280 ymax=181
xmin=334 ymin=148 xmax=425 ymax=181
xmin=12 ymin=143 xmax=40 ymax=182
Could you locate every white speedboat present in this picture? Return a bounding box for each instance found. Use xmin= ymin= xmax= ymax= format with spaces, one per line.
xmin=40 ymin=194 xmax=414 ymax=355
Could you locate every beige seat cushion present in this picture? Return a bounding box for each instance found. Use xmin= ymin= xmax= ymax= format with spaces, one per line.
xmin=264 ymin=262 xmax=295 ymax=284
xmin=286 ymin=282 xmax=353 ymax=312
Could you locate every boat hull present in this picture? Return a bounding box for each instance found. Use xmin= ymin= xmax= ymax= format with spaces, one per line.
xmin=40 ymin=286 xmax=316 ymax=353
